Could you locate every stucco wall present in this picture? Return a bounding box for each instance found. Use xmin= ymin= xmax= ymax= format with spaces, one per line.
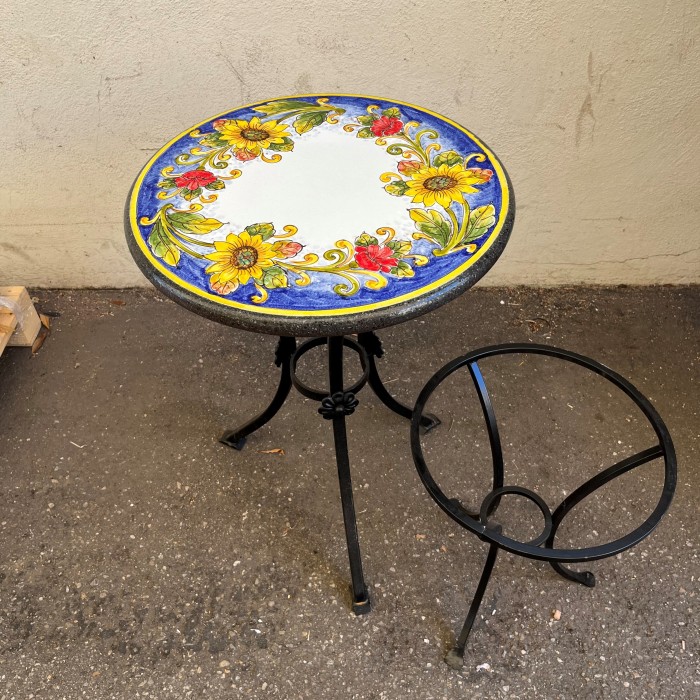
xmin=1 ymin=0 xmax=698 ymax=288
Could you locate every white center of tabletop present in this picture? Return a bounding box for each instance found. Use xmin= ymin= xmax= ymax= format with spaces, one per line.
xmin=207 ymin=123 xmax=413 ymax=249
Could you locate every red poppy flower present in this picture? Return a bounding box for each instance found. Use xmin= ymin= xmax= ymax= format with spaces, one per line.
xmin=174 ymin=170 xmax=217 ymax=191
xmin=371 ymin=116 xmax=403 ymax=137
xmin=354 ymin=245 xmax=398 ymax=273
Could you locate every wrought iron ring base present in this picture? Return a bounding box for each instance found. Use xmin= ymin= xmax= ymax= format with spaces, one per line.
xmin=410 ymin=343 xmax=676 ymax=667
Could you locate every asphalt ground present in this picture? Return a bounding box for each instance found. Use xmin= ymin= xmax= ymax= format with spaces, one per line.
xmin=0 ymin=286 xmax=697 ymax=699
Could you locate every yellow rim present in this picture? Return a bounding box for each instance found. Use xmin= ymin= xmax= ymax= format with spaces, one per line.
xmin=128 ymin=93 xmax=511 ymax=317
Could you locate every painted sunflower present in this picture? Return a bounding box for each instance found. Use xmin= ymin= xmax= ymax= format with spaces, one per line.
xmin=213 ymin=116 xmax=290 ymax=156
xmin=205 ymin=231 xmax=277 ymax=294
xmin=405 ymin=163 xmax=492 ymax=207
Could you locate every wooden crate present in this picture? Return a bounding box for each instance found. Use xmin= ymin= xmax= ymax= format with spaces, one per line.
xmin=0 ymin=286 xmax=41 ymax=357
xmin=0 ymin=309 xmax=18 ymax=356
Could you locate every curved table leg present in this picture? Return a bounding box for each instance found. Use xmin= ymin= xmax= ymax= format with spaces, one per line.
xmin=546 ymin=445 xmax=664 ymax=588
xmin=219 ymin=336 xmax=296 ymax=450
xmin=445 ymin=541 xmax=499 ymax=669
xmin=357 ymin=332 xmax=440 ymax=432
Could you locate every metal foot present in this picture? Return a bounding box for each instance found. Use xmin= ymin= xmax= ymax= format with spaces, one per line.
xmin=551 ymin=563 xmax=596 ymax=588
xmin=220 ymin=434 xmax=247 ymax=451
xmin=357 ymin=332 xmax=440 ymax=432
xmin=219 ymin=336 xmax=296 ymax=449
xmin=351 ymin=590 xmax=372 ymax=615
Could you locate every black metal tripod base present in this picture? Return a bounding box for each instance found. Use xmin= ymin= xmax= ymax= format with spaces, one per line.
xmin=220 ymin=332 xmax=438 ymax=450
xmin=221 ymin=332 xmax=434 ymax=616
xmin=221 ymin=416 xmax=439 ymax=449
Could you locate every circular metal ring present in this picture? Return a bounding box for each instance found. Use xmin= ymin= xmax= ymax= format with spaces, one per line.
xmin=291 ymin=336 xmax=370 ymax=401
xmin=410 ymin=343 xmax=677 ymax=563
xmin=479 ymin=486 xmax=553 ymax=547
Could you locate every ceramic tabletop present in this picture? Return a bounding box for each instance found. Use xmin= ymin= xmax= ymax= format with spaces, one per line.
xmin=126 ymin=94 xmax=514 ymax=336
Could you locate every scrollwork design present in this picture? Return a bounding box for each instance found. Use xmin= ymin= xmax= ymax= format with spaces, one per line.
xmin=345 ymin=104 xmax=497 ymax=257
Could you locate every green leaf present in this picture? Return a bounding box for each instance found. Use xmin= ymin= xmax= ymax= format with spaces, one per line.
xmin=199 ymin=133 xmax=228 ymax=147
xmin=158 ymin=178 xmax=177 ymax=189
xmin=432 ymin=150 xmax=463 ymax=168
xmin=389 ymin=261 xmax=414 ymax=278
xmin=267 ymin=136 xmax=295 ymax=152
xmin=462 ymin=204 xmax=496 ymax=243
xmin=253 ymin=99 xmax=316 ymax=116
xmin=245 ymin=222 xmax=276 ymax=241
xmin=293 ymin=111 xmax=326 ymax=135
xmin=384 ymin=180 xmax=409 ymax=197
xmin=418 ymin=219 xmax=451 ymax=248
xmin=167 ymin=210 xmax=223 ymax=234
xmin=357 ymin=127 xmax=375 ymax=139
xmin=148 ymin=219 xmax=180 ymax=266
xmin=382 ymin=107 xmax=401 ymax=119
xmin=262 ymin=265 xmax=288 ymax=289
xmin=409 ymin=208 xmax=452 ymax=248
xmin=182 ymin=188 xmax=200 ymax=201
xmin=204 ymin=180 xmax=225 ymax=190
xmin=356 ymin=233 xmax=379 ymax=247
xmin=409 ymin=208 xmax=448 ymax=226
xmin=357 ymin=114 xmax=375 ymax=126
xmin=386 ymin=239 xmax=412 ymax=256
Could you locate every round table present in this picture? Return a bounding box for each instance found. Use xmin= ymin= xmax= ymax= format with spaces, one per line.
xmin=125 ymin=94 xmax=515 ymax=613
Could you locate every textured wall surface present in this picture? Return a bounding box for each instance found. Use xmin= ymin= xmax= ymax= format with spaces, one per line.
xmin=1 ymin=0 xmax=699 ymax=287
